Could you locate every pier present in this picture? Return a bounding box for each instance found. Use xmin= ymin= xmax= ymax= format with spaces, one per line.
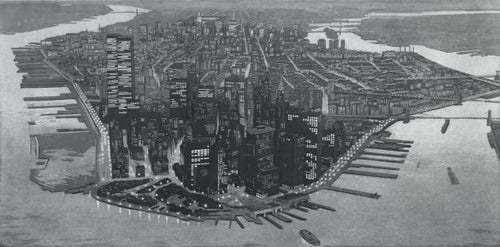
xmin=281 ymin=211 xmax=307 ymax=221
xmin=291 ymin=205 xmax=309 ymax=212
xmin=367 ymin=144 xmax=409 ymax=152
xmin=270 ymin=212 xmax=292 ymax=223
xmin=234 ymin=217 xmax=245 ymax=229
xmin=306 ymin=202 xmax=336 ymax=212
xmin=344 ymin=169 xmax=399 ymax=179
xmin=350 ymin=163 xmax=400 ymax=171
xmin=300 ymin=202 xmax=319 ymax=210
xmin=326 ymin=186 xmax=381 ymax=199
xmin=356 ymin=156 xmax=405 ymax=164
xmin=261 ymin=215 xmax=283 ymax=229
xmin=362 ymin=151 xmax=407 ymax=158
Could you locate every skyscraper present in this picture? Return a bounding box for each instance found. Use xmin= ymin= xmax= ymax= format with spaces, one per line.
xmin=243 ymin=125 xmax=279 ymax=198
xmin=279 ymin=134 xmax=305 ymax=189
xmin=105 ymin=34 xmax=139 ymax=117
xmin=181 ymin=137 xmax=227 ymax=194
xmin=286 ymin=111 xmax=324 ymax=183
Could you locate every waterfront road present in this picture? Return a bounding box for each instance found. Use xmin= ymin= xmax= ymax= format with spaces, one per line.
xmin=43 ymin=58 xmax=113 ymax=182
xmin=291 ymin=118 xmax=396 ymax=195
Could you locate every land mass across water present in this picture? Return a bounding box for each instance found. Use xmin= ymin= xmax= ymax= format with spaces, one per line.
xmin=0 ymin=2 xmax=111 ymax=34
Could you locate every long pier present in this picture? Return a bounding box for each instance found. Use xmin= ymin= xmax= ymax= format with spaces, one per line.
xmin=343 ymin=169 xmax=399 ymax=179
xmin=356 ymin=156 xmax=405 ymax=164
xmin=281 ymin=211 xmax=307 ymax=221
xmin=362 ymin=151 xmax=407 ymax=158
xmin=261 ymin=215 xmax=283 ymax=229
xmin=270 ymin=212 xmax=292 ymax=223
xmin=350 ymin=163 xmax=400 ymax=171
xmin=326 ymin=186 xmax=381 ymax=199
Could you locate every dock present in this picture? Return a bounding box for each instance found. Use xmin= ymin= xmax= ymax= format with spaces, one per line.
xmin=270 ymin=212 xmax=292 ymax=223
xmin=356 ymin=156 xmax=405 ymax=164
xmin=350 ymin=163 xmax=400 ymax=171
xmin=306 ymin=202 xmax=336 ymax=212
xmin=380 ymin=138 xmax=414 ymax=144
xmin=344 ymin=169 xmax=398 ymax=179
xmin=281 ymin=211 xmax=307 ymax=221
xmin=291 ymin=205 xmax=309 ymax=212
xmin=234 ymin=217 xmax=245 ymax=229
xmin=300 ymin=202 xmax=319 ymax=210
xmin=362 ymin=151 xmax=407 ymax=158
xmin=367 ymin=144 xmax=409 ymax=152
xmin=326 ymin=186 xmax=381 ymax=199
xmin=261 ymin=215 xmax=283 ymax=229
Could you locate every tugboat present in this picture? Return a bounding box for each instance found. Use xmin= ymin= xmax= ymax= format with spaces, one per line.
xmin=299 ymin=229 xmax=320 ymax=246
xmin=441 ymin=119 xmax=450 ymax=134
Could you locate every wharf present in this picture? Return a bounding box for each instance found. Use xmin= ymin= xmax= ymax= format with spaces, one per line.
xmin=300 ymin=202 xmax=319 ymax=210
xmin=350 ymin=163 xmax=400 ymax=171
xmin=381 ymin=138 xmax=414 ymax=144
xmin=374 ymin=140 xmax=411 ymax=148
xmin=356 ymin=156 xmax=405 ymax=163
xmin=261 ymin=215 xmax=283 ymax=229
xmin=326 ymin=186 xmax=381 ymax=199
xmin=24 ymin=94 xmax=74 ymax=101
xmin=27 ymin=104 xmax=78 ymax=109
xmin=291 ymin=205 xmax=309 ymax=212
xmin=368 ymin=144 xmax=409 ymax=152
xmin=362 ymin=150 xmax=407 ymax=158
xmin=234 ymin=217 xmax=245 ymax=229
xmin=344 ymin=169 xmax=399 ymax=179
xmin=307 ymin=202 xmax=336 ymax=212
xmin=281 ymin=211 xmax=307 ymax=221
xmin=270 ymin=212 xmax=292 ymax=223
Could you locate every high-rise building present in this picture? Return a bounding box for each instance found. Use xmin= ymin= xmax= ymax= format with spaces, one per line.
xmin=279 ymin=134 xmax=305 ymax=189
xmin=286 ymin=111 xmax=324 ymax=183
xmin=193 ymin=84 xmax=217 ymax=136
xmin=105 ymin=34 xmax=139 ymax=117
xmin=181 ymin=137 xmax=227 ymax=194
xmin=243 ymin=125 xmax=279 ymax=198
xmin=181 ymin=137 xmax=212 ymax=193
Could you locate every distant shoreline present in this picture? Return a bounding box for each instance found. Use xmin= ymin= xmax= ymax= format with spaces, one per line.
xmin=0 ymin=2 xmax=112 ymax=35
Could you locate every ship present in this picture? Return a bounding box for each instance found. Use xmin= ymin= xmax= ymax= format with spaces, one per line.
xmin=441 ymin=119 xmax=450 ymax=134
xmin=299 ymin=229 xmax=320 ymax=246
xmin=447 ymin=167 xmax=460 ymax=185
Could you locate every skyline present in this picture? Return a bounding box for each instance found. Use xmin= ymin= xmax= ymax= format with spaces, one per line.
xmin=1 ymin=2 xmax=499 ymax=246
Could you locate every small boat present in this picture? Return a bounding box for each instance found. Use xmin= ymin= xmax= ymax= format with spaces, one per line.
xmin=441 ymin=119 xmax=450 ymax=134
xmin=447 ymin=167 xmax=460 ymax=185
xmin=299 ymin=229 xmax=320 ymax=246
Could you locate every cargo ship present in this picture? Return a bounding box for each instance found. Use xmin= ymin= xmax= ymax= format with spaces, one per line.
xmin=299 ymin=229 xmax=320 ymax=246
xmin=441 ymin=119 xmax=450 ymax=134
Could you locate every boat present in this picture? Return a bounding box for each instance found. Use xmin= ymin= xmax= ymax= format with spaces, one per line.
xmin=441 ymin=119 xmax=450 ymax=134
xmin=447 ymin=167 xmax=460 ymax=185
xmin=299 ymin=229 xmax=320 ymax=246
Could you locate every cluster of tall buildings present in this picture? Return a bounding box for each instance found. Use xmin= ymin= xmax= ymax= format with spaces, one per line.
xmin=81 ymin=13 xmax=351 ymax=197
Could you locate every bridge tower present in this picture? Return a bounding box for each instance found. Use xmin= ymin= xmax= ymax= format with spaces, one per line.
xmin=487 ymin=110 xmax=492 ymax=126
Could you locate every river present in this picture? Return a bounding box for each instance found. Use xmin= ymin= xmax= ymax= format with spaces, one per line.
xmin=1 ymin=6 xmax=499 ymax=246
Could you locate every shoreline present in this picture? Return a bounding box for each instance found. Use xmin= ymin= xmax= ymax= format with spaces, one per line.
xmin=0 ymin=3 xmax=113 ymax=35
